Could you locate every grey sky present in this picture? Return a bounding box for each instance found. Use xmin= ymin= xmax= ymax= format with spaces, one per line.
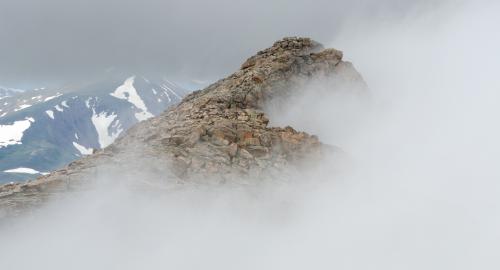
xmin=0 ymin=0 xmax=435 ymax=87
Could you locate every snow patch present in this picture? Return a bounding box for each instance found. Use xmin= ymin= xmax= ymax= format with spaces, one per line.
xmin=85 ymin=98 xmax=92 ymax=109
xmin=73 ymin=142 xmax=93 ymax=155
xmin=54 ymin=105 xmax=63 ymax=112
xmin=134 ymin=111 xmax=152 ymax=121
xmin=159 ymin=86 xmax=172 ymax=102
xmin=160 ymin=84 xmax=182 ymax=102
xmin=61 ymin=100 xmax=69 ymax=108
xmin=44 ymin=93 xmax=62 ymax=102
xmin=14 ymin=104 xmax=32 ymax=112
xmin=45 ymin=110 xmax=54 ymax=119
xmin=162 ymin=79 xmax=183 ymax=99
xmin=0 ymin=117 xmax=34 ymax=148
xmin=91 ymin=110 xmax=123 ymax=148
xmin=110 ymin=76 xmax=153 ymax=121
xmin=164 ymin=78 xmax=182 ymax=89
xmin=3 ymin=167 xmax=47 ymax=175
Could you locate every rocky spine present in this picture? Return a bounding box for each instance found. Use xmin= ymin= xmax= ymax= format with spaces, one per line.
xmin=0 ymin=37 xmax=366 ymax=217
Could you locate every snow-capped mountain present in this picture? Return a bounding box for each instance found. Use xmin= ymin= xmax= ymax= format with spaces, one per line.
xmin=0 ymin=86 xmax=26 ymax=101
xmin=0 ymin=76 xmax=190 ymax=184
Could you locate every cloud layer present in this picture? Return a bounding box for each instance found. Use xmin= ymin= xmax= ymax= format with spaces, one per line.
xmin=0 ymin=0 xmax=434 ymax=86
xmin=2 ymin=1 xmax=500 ymax=269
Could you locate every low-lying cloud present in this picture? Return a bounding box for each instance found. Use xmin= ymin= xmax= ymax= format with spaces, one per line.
xmin=1 ymin=1 xmax=500 ymax=269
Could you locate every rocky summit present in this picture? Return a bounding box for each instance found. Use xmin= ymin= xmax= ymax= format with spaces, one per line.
xmin=0 ymin=37 xmax=366 ymax=216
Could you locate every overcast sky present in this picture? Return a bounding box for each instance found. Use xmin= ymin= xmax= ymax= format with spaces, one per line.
xmin=0 ymin=0 xmax=439 ymax=87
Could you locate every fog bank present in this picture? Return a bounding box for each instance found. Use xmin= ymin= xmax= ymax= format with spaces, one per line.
xmin=1 ymin=1 xmax=500 ymax=269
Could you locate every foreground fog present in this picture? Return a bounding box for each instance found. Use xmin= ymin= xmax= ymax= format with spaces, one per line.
xmin=1 ymin=1 xmax=499 ymax=269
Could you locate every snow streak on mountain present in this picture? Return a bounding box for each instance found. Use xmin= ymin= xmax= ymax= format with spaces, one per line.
xmin=0 ymin=76 xmax=190 ymax=184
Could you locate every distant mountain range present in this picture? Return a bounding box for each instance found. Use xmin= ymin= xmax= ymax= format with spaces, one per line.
xmin=0 ymin=86 xmax=27 ymax=102
xmin=0 ymin=75 xmax=190 ymax=184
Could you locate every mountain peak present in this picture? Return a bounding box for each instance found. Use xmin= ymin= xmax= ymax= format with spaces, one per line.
xmin=0 ymin=38 xmax=366 ymax=215
xmin=183 ymin=37 xmax=347 ymax=111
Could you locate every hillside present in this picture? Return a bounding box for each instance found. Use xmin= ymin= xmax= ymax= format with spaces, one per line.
xmin=0 ymin=76 xmax=189 ymax=183
xmin=0 ymin=37 xmax=366 ymax=217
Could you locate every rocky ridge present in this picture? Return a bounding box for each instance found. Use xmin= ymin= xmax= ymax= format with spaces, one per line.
xmin=0 ymin=76 xmax=189 ymax=184
xmin=0 ymin=37 xmax=366 ymax=216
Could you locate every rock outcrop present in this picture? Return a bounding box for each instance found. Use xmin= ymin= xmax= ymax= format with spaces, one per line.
xmin=0 ymin=37 xmax=366 ymax=217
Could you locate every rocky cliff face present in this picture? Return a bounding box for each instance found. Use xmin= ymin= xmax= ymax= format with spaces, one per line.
xmin=0 ymin=37 xmax=366 ymax=217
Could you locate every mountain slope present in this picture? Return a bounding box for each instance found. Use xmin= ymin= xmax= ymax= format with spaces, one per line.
xmin=0 ymin=76 xmax=189 ymax=184
xmin=0 ymin=86 xmax=26 ymax=101
xmin=0 ymin=37 xmax=366 ymax=215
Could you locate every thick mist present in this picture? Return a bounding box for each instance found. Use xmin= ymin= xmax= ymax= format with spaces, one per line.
xmin=1 ymin=1 xmax=500 ymax=269
xmin=0 ymin=0 xmax=435 ymax=86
